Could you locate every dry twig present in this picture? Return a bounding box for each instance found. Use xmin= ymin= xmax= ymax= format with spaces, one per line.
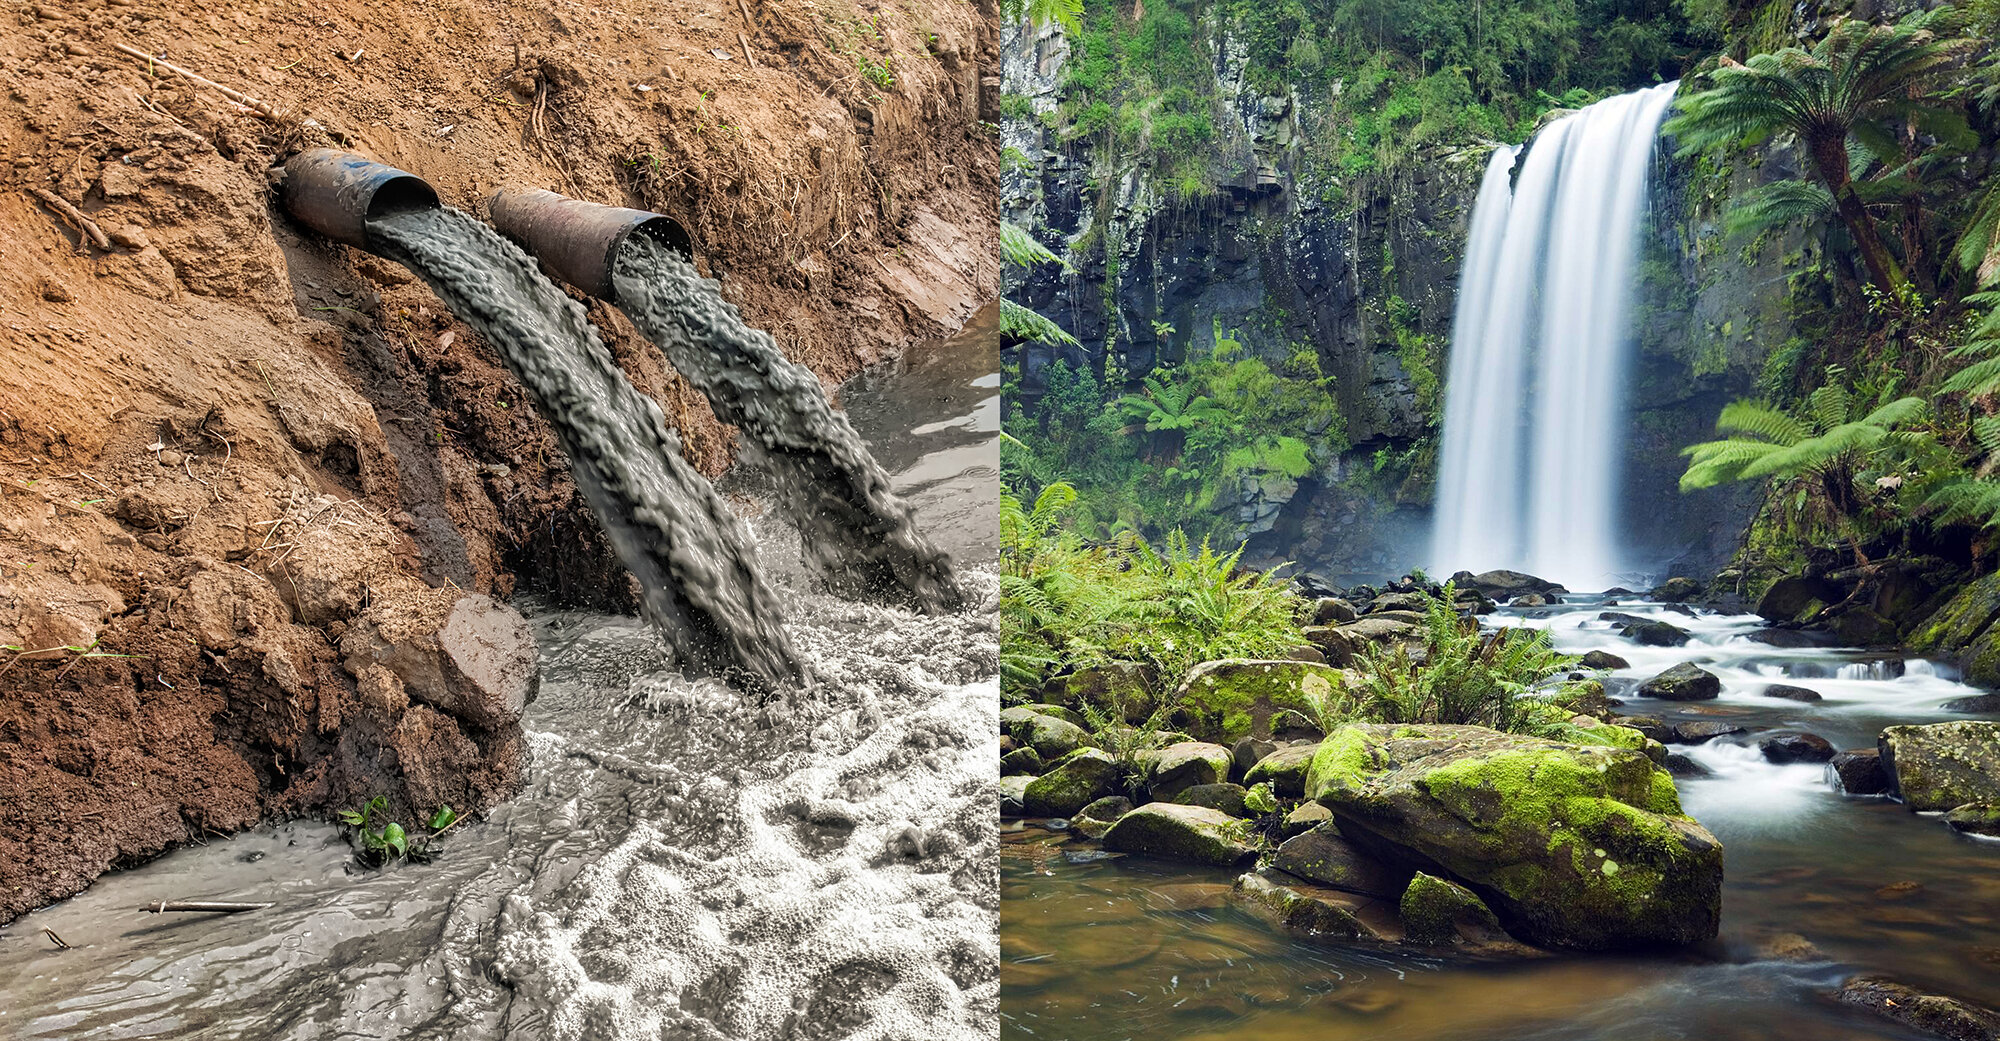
xmin=29 ymin=188 xmax=111 ymax=249
xmin=111 ymin=43 xmax=276 ymax=120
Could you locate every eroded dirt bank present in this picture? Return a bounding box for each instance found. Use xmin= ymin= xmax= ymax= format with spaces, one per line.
xmin=0 ymin=0 xmax=996 ymax=922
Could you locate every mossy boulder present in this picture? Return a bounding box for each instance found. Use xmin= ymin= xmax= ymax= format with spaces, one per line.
xmin=1636 ymin=662 xmax=1721 ymax=701
xmin=1000 ymin=706 xmax=1092 ymax=759
xmin=1101 ymin=803 xmax=1258 ymax=866
xmin=1836 ymin=975 xmax=2000 ymax=1041
xmin=1649 ymin=577 xmax=1702 ymax=603
xmin=1338 ymin=616 xmax=1429 ymax=653
xmin=1910 ymin=572 xmax=2000 ymax=687
xmin=1137 ymin=741 xmax=1233 ymax=799
xmin=1022 ymin=748 xmax=1122 ymax=817
xmin=1454 ymin=570 xmax=1566 ymax=600
xmin=1311 ymin=597 xmax=1360 ymax=625
xmin=1580 ymin=650 xmax=1630 ymax=670
xmin=1400 ymin=871 xmax=1503 ymax=945
xmin=1231 ymin=866 xmax=1389 ymax=941
xmin=1000 ymin=746 xmax=1045 ymax=776
xmin=1279 ymin=801 xmax=1333 ymax=839
xmin=1053 ymin=663 xmax=1158 ymax=718
xmin=1944 ymin=802 xmax=2000 ymax=837
xmin=1878 ymin=721 xmax=2000 ymax=811
xmin=1623 ymin=620 xmax=1693 ymax=647
xmin=1305 ymin=723 xmax=1723 ymax=950
xmin=1245 ymin=744 xmax=1320 ymax=796
xmin=1172 ymin=660 xmax=1346 ymax=745
xmin=1272 ymin=826 xmax=1411 ymax=898
xmin=1173 ymin=782 xmax=1250 ymax=817
xmin=1756 ymin=575 xmax=1840 ymax=623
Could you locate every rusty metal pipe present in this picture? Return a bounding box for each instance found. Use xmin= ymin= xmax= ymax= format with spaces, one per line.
xmin=487 ymin=188 xmax=694 ymax=302
xmin=279 ymin=149 xmax=440 ymax=251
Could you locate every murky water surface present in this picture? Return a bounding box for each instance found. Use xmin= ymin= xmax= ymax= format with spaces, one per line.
xmin=1003 ymin=594 xmax=2000 ymax=1041
xmin=0 ymin=314 xmax=1001 ymax=1041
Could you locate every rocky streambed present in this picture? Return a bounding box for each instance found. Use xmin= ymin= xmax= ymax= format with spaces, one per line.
xmin=999 ymin=573 xmax=2000 ymax=1041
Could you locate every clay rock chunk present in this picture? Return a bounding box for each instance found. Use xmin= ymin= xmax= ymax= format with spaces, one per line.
xmin=342 ymin=590 xmax=538 ymax=731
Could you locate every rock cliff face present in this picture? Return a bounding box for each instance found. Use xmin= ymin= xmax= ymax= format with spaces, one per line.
xmin=1003 ymin=19 xmax=1793 ymax=583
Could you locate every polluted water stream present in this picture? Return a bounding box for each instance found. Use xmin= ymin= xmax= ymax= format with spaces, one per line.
xmin=1004 ymin=593 xmax=2000 ymax=1041
xmin=0 ymin=235 xmax=1002 ymax=1038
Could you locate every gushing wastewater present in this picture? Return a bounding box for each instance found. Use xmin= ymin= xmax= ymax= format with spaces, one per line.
xmin=611 ymin=235 xmax=963 ymax=613
xmin=367 ymin=207 xmax=804 ymax=691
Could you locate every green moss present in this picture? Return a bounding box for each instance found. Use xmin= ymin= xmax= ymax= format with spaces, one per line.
xmin=1177 ymin=660 xmax=1345 ymax=745
xmin=1399 ymin=872 xmax=1498 ymax=945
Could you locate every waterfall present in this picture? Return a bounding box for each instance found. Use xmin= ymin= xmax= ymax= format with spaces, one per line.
xmin=1430 ymin=82 xmax=1679 ymax=589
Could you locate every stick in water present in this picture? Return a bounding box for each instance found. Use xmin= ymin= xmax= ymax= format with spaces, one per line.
xmin=139 ymin=901 xmax=274 ymax=914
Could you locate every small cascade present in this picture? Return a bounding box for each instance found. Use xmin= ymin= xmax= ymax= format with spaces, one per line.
xmin=1431 ymin=82 xmax=1679 ymax=587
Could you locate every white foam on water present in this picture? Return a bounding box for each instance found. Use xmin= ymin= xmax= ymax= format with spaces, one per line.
xmin=490 ymin=573 xmax=1000 ymax=1041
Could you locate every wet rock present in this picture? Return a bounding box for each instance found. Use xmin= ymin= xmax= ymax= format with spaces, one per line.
xmin=1174 ymin=782 xmax=1251 ymax=817
xmin=1762 ymin=683 xmax=1823 ymax=703
xmin=1664 ymin=753 xmax=1710 ymax=778
xmin=1910 ymin=571 xmax=2000 ymax=688
xmin=1232 ymin=736 xmax=1279 ymax=777
xmin=1011 ymin=702 xmax=1085 ymax=727
xmin=1756 ymin=575 xmax=1840 ymax=623
xmin=1637 ymin=662 xmax=1722 ymax=701
xmin=1279 ymin=801 xmax=1333 ymax=839
xmin=1022 ymin=749 xmax=1121 ymax=817
xmin=1000 ymin=706 xmax=1092 ymax=760
xmin=1758 ymin=931 xmax=1823 ymax=961
xmin=1138 ymin=741 xmax=1233 ymax=799
xmin=1669 ymin=720 xmax=1746 ymax=744
xmin=1272 ymin=826 xmax=1410 ymax=898
xmin=1400 ymin=871 xmax=1503 ymax=945
xmin=1337 ymin=615 xmax=1428 ymax=654
xmin=1454 ymin=569 xmax=1566 ymax=600
xmin=1510 ymin=593 xmax=1555 ymax=607
xmin=1941 ymin=694 xmax=2000 ymax=714
xmin=341 ymin=591 xmax=538 ymax=732
xmin=1306 ymin=723 xmax=1722 ymax=950
xmin=998 ymin=775 xmax=1032 ymax=817
xmin=1243 ymin=744 xmax=1319 ymax=796
xmin=1945 ymin=802 xmax=2000 ymax=838
xmin=1580 ymin=650 xmax=1630 ymax=670
xmin=1748 ymin=628 xmax=1838 ymax=649
xmin=1054 ymin=663 xmax=1157 ymax=714
xmin=1835 ymin=975 xmax=2000 ymax=1041
xmin=1623 ymin=619 xmax=1694 ymax=647
xmin=1367 ymin=591 xmax=1430 ymax=614
xmin=1311 ymin=597 xmax=1360 ymax=625
xmin=1000 ymin=746 xmax=1044 ymax=776
xmin=1760 ymin=732 xmax=1836 ymax=764
xmin=1233 ymin=866 xmax=1390 ymax=941
xmin=1077 ymin=796 xmax=1133 ymax=823
xmin=1830 ymin=749 xmax=1891 ymax=795
xmin=1302 ymin=625 xmax=1362 ymax=666
xmin=1650 ymin=577 xmax=1702 ymax=603
xmin=1613 ymin=714 xmax=1671 ymax=742
xmin=1172 ymin=659 xmax=1347 ymax=744
xmin=1878 ymin=721 xmax=2000 ymax=811
xmin=1101 ymin=803 xmax=1257 ymax=866
xmin=1828 ymin=606 xmax=1899 ymax=648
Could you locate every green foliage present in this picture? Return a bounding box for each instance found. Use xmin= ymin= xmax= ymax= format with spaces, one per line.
xmin=1003 ymin=0 xmax=1081 ymax=33
xmin=1001 ymin=224 xmax=1078 ymax=348
xmin=999 ymin=482 xmax=1309 ymax=695
xmin=1666 ymin=9 xmax=1976 ymax=295
xmin=336 ymin=796 xmax=459 ymax=866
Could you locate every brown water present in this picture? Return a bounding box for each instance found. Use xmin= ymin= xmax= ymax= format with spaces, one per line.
xmin=1002 ymin=594 xmax=2000 ymax=1041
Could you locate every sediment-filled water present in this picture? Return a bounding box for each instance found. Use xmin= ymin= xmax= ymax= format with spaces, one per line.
xmin=369 ymin=207 xmax=802 ymax=690
xmin=1003 ymin=593 xmax=2000 ymax=1041
xmin=0 ymin=318 xmax=1003 ymax=1040
xmin=1431 ymin=83 xmax=1680 ymax=588
xmin=613 ymin=235 xmax=963 ymax=614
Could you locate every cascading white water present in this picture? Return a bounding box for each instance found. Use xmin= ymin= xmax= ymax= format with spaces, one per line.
xmin=1431 ymin=82 xmax=1679 ymax=588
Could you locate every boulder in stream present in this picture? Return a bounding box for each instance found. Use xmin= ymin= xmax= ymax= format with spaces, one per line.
xmin=1454 ymin=570 xmax=1567 ymax=600
xmin=1649 ymin=577 xmax=1702 ymax=603
xmin=1138 ymin=741 xmax=1232 ymax=799
xmin=1836 ymin=975 xmax=2000 ymax=1041
xmin=1172 ymin=659 xmax=1347 ymax=744
xmin=1000 ymin=706 xmax=1092 ymax=760
xmin=1101 ymin=803 xmax=1258 ymax=866
xmin=1623 ymin=619 xmax=1694 ymax=647
xmin=1244 ymin=744 xmax=1320 ymax=797
xmin=1756 ymin=575 xmax=1841 ymax=623
xmin=1399 ymin=871 xmax=1504 ymax=946
xmin=1000 ymin=746 xmax=1044 ymax=775
xmin=1760 ymin=732 xmax=1836 ymax=764
xmin=1762 ymin=683 xmax=1824 ymax=703
xmin=1022 ymin=749 xmax=1122 ymax=817
xmin=1830 ymin=749 xmax=1892 ymax=796
xmin=1272 ymin=826 xmax=1411 ymax=898
xmin=1941 ymin=694 xmax=2000 ymax=715
xmin=1305 ymin=723 xmax=1723 ymax=950
xmin=1878 ymin=721 xmax=2000 ymax=811
xmin=1669 ymin=720 xmax=1746 ymax=744
xmin=1173 ymin=783 xmax=1251 ymax=818
xmin=1636 ymin=662 xmax=1722 ymax=701
xmin=1944 ymin=803 xmax=2000 ymax=838
xmin=1232 ymin=865 xmax=1392 ymax=941
xmin=1580 ymin=650 xmax=1631 ymax=670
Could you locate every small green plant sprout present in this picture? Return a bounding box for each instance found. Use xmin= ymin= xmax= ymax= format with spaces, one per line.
xmin=1150 ymin=319 xmax=1177 ymax=338
xmin=427 ymin=805 xmax=460 ymax=832
xmin=338 ymin=796 xmax=458 ymax=866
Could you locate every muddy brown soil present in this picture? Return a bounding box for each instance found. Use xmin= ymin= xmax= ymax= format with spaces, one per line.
xmin=0 ymin=0 xmax=996 ymax=923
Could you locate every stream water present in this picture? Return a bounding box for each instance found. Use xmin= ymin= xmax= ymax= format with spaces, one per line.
xmin=1002 ymin=593 xmax=2000 ymax=1041
xmin=0 ymin=313 xmax=1002 ymax=1041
